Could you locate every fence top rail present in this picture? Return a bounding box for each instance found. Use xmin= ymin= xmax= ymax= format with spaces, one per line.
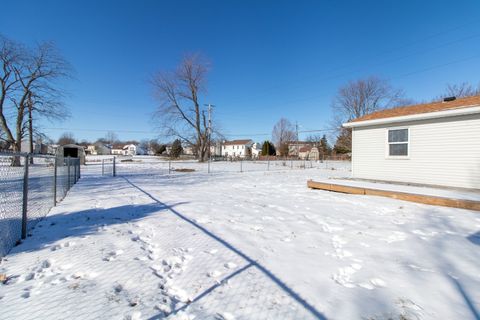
xmin=0 ymin=151 xmax=28 ymax=157
xmin=0 ymin=151 xmax=57 ymax=159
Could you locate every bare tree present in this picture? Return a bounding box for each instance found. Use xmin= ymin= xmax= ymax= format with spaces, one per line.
xmin=441 ymin=82 xmax=480 ymax=99
xmin=331 ymin=76 xmax=405 ymax=126
xmin=58 ymin=132 xmax=75 ymax=145
xmin=0 ymin=35 xmax=22 ymax=151
xmin=272 ymin=118 xmax=296 ymax=156
xmin=330 ymin=76 xmax=406 ymax=152
xmin=104 ymin=131 xmax=119 ymax=145
xmin=151 ymin=54 xmax=211 ymax=161
xmin=0 ymin=35 xmax=71 ymax=163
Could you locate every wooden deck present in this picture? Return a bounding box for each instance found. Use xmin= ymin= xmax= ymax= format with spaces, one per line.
xmin=307 ymin=180 xmax=480 ymax=211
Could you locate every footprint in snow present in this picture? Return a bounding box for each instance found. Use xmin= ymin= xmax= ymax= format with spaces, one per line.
xmin=332 ymin=264 xmax=362 ymax=288
xmin=51 ymin=241 xmax=76 ymax=251
xmin=124 ymin=311 xmax=142 ymax=320
xmin=104 ymin=250 xmax=124 ymax=261
xmin=217 ymin=312 xmax=235 ymax=320
xmin=207 ymin=270 xmax=222 ymax=278
xmin=224 ymin=262 xmax=237 ymax=269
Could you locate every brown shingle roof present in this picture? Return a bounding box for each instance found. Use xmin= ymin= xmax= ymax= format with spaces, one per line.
xmin=350 ymin=95 xmax=480 ymax=123
xmin=299 ymin=146 xmax=312 ymax=153
xmin=223 ymin=139 xmax=253 ymax=145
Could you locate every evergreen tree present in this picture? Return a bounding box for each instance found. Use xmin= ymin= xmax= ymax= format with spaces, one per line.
xmin=170 ymin=139 xmax=183 ymax=158
xmin=319 ymin=135 xmax=332 ymax=156
xmin=333 ymin=128 xmax=352 ymax=154
xmin=261 ymin=141 xmax=269 ymax=156
xmin=261 ymin=141 xmax=276 ymax=156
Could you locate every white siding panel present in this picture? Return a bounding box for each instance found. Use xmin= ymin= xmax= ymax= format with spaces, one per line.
xmin=352 ymin=114 xmax=480 ymax=189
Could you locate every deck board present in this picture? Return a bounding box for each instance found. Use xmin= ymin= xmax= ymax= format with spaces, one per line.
xmin=307 ymin=180 xmax=480 ymax=211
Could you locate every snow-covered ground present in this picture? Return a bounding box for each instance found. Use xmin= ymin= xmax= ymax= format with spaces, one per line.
xmin=1 ymin=160 xmax=479 ymax=320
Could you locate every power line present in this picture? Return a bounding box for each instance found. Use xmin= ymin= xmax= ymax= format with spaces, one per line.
xmin=42 ymin=126 xmax=336 ymax=139
xmin=223 ymin=20 xmax=480 ymax=105
xmin=215 ymin=52 xmax=480 ymax=120
xmin=42 ymin=127 xmax=156 ymax=134
xmin=221 ymin=128 xmax=336 ymax=137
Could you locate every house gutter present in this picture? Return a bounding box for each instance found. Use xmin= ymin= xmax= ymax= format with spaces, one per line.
xmin=343 ymin=105 xmax=480 ymax=128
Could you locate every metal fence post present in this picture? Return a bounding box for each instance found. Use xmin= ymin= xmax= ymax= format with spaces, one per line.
xmin=21 ymin=154 xmax=29 ymax=239
xmin=113 ymin=157 xmax=116 ymax=177
xmin=53 ymin=156 xmax=57 ymax=206
xmin=240 ymin=159 xmax=243 ymax=173
xmin=102 ymin=159 xmax=105 ymax=176
xmin=67 ymin=157 xmax=71 ymax=189
xmin=75 ymin=160 xmax=78 ymax=184
xmin=267 ymin=157 xmax=270 ymax=171
xmin=168 ymin=160 xmax=171 ymax=174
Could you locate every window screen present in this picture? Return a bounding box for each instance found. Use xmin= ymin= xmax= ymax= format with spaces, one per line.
xmin=388 ymin=129 xmax=408 ymax=142
xmin=388 ymin=129 xmax=408 ymax=156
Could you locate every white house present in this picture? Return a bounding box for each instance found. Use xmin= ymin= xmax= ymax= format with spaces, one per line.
xmin=298 ymin=146 xmax=320 ymax=160
xmin=182 ymin=144 xmax=194 ymax=155
xmin=210 ymin=141 xmax=222 ymax=157
xmin=288 ymin=141 xmax=315 ymax=157
xmin=20 ymin=140 xmax=47 ymax=154
xmin=111 ymin=144 xmax=125 ymax=155
xmin=86 ymin=143 xmax=111 ymax=155
xmin=251 ymin=142 xmax=262 ymax=158
xmin=222 ymin=139 xmax=254 ymax=158
xmin=123 ymin=144 xmax=145 ymax=156
xmin=343 ymin=95 xmax=480 ymax=189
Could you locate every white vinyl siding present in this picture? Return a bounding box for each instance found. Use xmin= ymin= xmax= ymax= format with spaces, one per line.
xmin=351 ymin=113 xmax=480 ymax=189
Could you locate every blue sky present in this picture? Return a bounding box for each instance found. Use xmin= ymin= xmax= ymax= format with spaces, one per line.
xmin=1 ymin=0 xmax=480 ymax=143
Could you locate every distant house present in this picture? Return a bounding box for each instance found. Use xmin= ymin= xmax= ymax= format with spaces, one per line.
xmin=123 ymin=144 xmax=145 ymax=156
xmin=251 ymin=142 xmax=262 ymax=158
xmin=222 ymin=139 xmax=254 ymax=158
xmin=86 ymin=143 xmax=111 ymax=155
xmin=288 ymin=141 xmax=315 ymax=157
xmin=165 ymin=144 xmax=172 ymax=155
xmin=210 ymin=141 xmax=222 ymax=157
xmin=20 ymin=140 xmax=48 ymax=154
xmin=298 ymin=146 xmax=319 ymax=160
xmin=111 ymin=144 xmax=125 ymax=155
xmin=47 ymin=144 xmax=59 ymax=155
xmin=343 ymin=95 xmax=480 ymax=189
xmin=182 ymin=144 xmax=194 ymax=155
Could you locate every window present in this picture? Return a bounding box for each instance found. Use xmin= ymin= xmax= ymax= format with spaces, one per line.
xmin=388 ymin=128 xmax=408 ymax=157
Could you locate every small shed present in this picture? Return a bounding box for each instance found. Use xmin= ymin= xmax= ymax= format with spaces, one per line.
xmin=56 ymin=144 xmax=86 ymax=165
xmin=343 ymin=95 xmax=480 ymax=190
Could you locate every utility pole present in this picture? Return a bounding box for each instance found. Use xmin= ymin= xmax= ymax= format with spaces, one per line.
xmin=295 ymin=121 xmax=299 ymax=157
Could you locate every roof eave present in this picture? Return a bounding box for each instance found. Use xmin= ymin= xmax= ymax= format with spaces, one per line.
xmin=343 ymin=105 xmax=480 ymax=128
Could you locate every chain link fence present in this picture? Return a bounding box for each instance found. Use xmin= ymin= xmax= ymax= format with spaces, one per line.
xmin=111 ymin=156 xmax=350 ymax=176
xmin=0 ymin=152 xmax=81 ymax=257
xmin=85 ymin=155 xmax=117 ymax=176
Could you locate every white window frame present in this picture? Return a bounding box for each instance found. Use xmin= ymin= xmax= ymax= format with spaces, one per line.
xmin=385 ymin=127 xmax=410 ymax=159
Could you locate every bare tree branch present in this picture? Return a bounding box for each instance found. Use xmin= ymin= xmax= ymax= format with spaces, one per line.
xmin=151 ymin=53 xmax=214 ymax=161
xmin=272 ymin=118 xmax=296 ymax=156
